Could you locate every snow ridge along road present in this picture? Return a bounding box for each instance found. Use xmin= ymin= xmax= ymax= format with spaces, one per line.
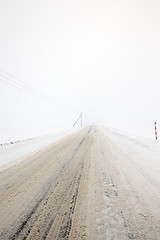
xmin=0 ymin=126 xmax=160 ymax=239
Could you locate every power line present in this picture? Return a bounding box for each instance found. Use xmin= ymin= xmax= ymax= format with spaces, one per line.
xmin=0 ymin=68 xmax=78 ymax=114
xmin=0 ymin=68 xmax=59 ymax=104
xmin=0 ymin=73 xmax=56 ymax=107
xmin=0 ymin=75 xmax=43 ymax=100
xmin=0 ymin=70 xmax=77 ymax=113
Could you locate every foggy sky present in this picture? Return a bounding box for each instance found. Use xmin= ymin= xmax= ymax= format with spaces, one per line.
xmin=0 ymin=0 xmax=160 ymax=138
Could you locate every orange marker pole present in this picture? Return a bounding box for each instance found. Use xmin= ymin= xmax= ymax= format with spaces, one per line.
xmin=155 ymin=121 xmax=158 ymax=140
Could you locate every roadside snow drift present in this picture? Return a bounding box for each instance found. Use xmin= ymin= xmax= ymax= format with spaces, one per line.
xmin=0 ymin=127 xmax=81 ymax=171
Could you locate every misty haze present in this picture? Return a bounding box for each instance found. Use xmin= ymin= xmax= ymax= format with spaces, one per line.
xmin=0 ymin=1 xmax=160 ymax=239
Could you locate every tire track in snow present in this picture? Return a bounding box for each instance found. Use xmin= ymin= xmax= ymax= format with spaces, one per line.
xmin=0 ymin=128 xmax=91 ymax=239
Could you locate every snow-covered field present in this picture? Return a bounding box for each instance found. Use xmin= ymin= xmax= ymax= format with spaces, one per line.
xmin=0 ymin=127 xmax=81 ymax=171
xmin=0 ymin=127 xmax=76 ymax=144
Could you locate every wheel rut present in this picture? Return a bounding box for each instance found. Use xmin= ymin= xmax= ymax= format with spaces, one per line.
xmin=1 ymin=126 xmax=156 ymax=240
xmin=0 ymin=127 xmax=92 ymax=240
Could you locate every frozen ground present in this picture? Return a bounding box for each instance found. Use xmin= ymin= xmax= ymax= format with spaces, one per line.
xmin=102 ymin=126 xmax=160 ymax=185
xmin=0 ymin=127 xmax=77 ymax=144
xmin=0 ymin=127 xmax=81 ymax=171
xmin=1 ymin=125 xmax=160 ymax=175
xmin=0 ymin=126 xmax=160 ymax=239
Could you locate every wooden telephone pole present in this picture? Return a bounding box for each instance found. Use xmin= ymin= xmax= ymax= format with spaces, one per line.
xmin=80 ymin=112 xmax=82 ymax=127
xmin=73 ymin=112 xmax=82 ymax=127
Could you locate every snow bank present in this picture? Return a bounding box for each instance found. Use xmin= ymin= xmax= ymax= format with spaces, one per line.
xmin=0 ymin=127 xmax=81 ymax=171
xmin=0 ymin=127 xmax=75 ymax=144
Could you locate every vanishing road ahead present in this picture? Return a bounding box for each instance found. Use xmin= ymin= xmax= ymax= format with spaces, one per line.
xmin=0 ymin=126 xmax=160 ymax=239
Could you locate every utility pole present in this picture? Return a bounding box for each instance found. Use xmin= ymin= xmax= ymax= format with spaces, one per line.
xmin=73 ymin=112 xmax=83 ymax=127
xmin=80 ymin=112 xmax=82 ymax=127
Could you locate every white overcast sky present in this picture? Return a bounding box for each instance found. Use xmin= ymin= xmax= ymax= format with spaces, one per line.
xmin=0 ymin=0 xmax=160 ymax=138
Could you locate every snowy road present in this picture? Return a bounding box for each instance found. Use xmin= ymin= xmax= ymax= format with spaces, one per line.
xmin=0 ymin=126 xmax=160 ymax=239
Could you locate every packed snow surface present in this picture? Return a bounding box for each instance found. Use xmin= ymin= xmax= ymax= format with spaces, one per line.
xmin=102 ymin=126 xmax=160 ymax=186
xmin=0 ymin=126 xmax=160 ymax=239
xmin=1 ymin=125 xmax=160 ymax=180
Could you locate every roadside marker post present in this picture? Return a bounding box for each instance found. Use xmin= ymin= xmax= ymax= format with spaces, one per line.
xmin=155 ymin=121 xmax=158 ymax=140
